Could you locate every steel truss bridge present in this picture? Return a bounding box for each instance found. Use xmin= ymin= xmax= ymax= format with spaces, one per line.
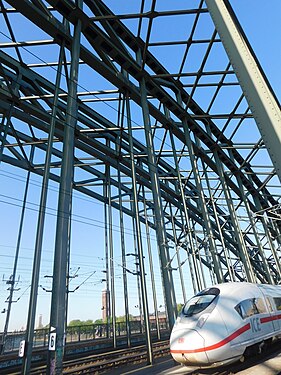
xmin=0 ymin=0 xmax=280 ymax=373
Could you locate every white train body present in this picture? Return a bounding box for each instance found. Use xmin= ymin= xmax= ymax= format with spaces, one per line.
xmin=170 ymin=282 xmax=281 ymax=367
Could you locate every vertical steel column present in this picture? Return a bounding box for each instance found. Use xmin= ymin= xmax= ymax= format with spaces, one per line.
xmin=137 ymin=52 xmax=177 ymax=328
xmin=272 ymin=221 xmax=281 ymax=248
xmin=23 ymin=42 xmax=65 ymax=375
xmin=205 ymin=140 xmax=256 ymax=283
xmin=126 ymin=92 xmax=153 ymax=362
xmin=177 ymin=208 xmax=197 ymax=294
xmin=201 ymin=163 xmax=235 ymax=281
xmin=201 ymin=115 xmax=255 ymax=283
xmin=168 ymin=127 xmax=202 ymax=292
xmin=246 ymin=173 xmax=281 ymax=281
xmin=169 ymin=204 xmax=187 ymax=302
xmin=130 ymin=178 xmax=153 ymax=363
xmin=205 ymin=0 xmax=281 ymax=183
xmin=252 ymin=198 xmax=281 ymax=280
xmin=1 ymin=163 xmax=31 ymax=354
xmin=118 ymin=191 xmax=131 ymax=346
xmin=260 ymin=214 xmax=281 ymax=281
xmin=0 ymin=61 xmax=22 ymax=163
xmin=192 ymin=222 xmax=207 ymax=289
xmin=228 ymin=151 xmax=274 ymax=284
xmin=116 ymin=133 xmax=131 ymax=346
xmin=142 ymin=185 xmax=161 ymax=340
xmin=105 ymin=153 xmax=116 ymax=348
xmin=47 ymin=3 xmax=82 ymax=373
xmin=0 ymin=105 xmax=13 ymax=163
xmin=130 ymin=211 xmax=143 ymax=330
xmin=103 ymin=177 xmax=110 ymax=337
xmin=176 ymin=93 xmax=224 ymax=284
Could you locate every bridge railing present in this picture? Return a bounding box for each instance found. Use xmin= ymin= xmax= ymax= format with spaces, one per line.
xmin=0 ymin=317 xmax=168 ymax=353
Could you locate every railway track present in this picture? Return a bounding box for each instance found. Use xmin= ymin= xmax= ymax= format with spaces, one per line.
xmin=4 ymin=338 xmax=281 ymax=374
xmin=64 ymin=342 xmax=169 ymax=374
xmin=0 ymin=331 xmax=170 ymax=374
xmin=27 ymin=340 xmax=170 ymax=374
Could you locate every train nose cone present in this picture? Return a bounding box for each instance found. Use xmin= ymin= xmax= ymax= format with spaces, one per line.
xmin=170 ymin=328 xmax=208 ymax=365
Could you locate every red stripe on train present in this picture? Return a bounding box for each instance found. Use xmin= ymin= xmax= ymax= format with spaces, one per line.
xmin=260 ymin=314 xmax=281 ymax=323
xmin=170 ymin=323 xmax=250 ymax=353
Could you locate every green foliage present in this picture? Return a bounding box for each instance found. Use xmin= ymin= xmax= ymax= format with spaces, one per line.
xmin=177 ymin=303 xmax=183 ymax=313
xmin=116 ymin=314 xmax=133 ymax=323
xmin=68 ymin=320 xmax=82 ymax=327
xmin=68 ymin=319 xmax=94 ymax=327
xmin=68 ymin=314 xmax=134 ymax=327
xmin=94 ymin=319 xmax=103 ymax=325
xmin=84 ymin=319 xmax=94 ymax=325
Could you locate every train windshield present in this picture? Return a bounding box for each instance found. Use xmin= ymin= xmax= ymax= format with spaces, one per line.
xmin=182 ymin=287 xmax=220 ymax=317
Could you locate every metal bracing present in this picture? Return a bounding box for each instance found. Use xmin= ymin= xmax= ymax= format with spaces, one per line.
xmin=22 ymin=38 xmax=65 ymax=375
xmin=200 ymin=159 xmax=236 ymax=282
xmin=177 ymin=92 xmax=224 ymax=284
xmin=228 ymin=150 xmax=274 ymax=284
xmin=169 ymin=127 xmax=202 ymax=294
xmin=138 ymin=66 xmax=177 ymax=330
xmin=106 ymin=160 xmax=117 ymax=348
xmin=143 ymin=186 xmax=161 ymax=340
xmin=0 ymin=0 xmax=280 ymax=371
xmin=1 ymin=158 xmax=31 ymax=354
xmin=204 ymin=124 xmax=256 ymax=283
xmin=103 ymin=174 xmax=110 ymax=337
xmin=117 ymin=147 xmax=131 ymax=347
xmin=124 ymin=88 xmax=153 ymax=363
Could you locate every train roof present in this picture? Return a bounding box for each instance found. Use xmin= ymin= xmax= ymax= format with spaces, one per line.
xmin=214 ymin=281 xmax=256 ymax=294
xmin=209 ymin=281 xmax=281 ymax=298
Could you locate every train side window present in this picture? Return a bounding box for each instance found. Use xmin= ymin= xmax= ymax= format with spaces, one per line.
xmin=242 ymin=299 xmax=256 ymax=317
xmin=254 ymin=298 xmax=266 ymax=314
xmin=235 ymin=300 xmax=251 ymax=319
xmin=235 ymin=298 xmax=262 ymax=319
xmin=273 ymin=297 xmax=281 ymax=311
xmin=265 ymin=296 xmax=274 ymax=312
xmin=235 ymin=303 xmax=245 ymax=319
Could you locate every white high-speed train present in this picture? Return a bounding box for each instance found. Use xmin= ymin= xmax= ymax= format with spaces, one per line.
xmin=170 ymin=282 xmax=281 ymax=367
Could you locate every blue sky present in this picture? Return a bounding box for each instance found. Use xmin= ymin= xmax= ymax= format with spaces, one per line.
xmin=0 ymin=0 xmax=280 ymax=332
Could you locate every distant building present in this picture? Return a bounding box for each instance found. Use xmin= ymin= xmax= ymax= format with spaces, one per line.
xmin=37 ymin=314 xmax=43 ymax=329
xmin=132 ymin=311 xmax=168 ymax=330
xmin=101 ymin=289 xmax=110 ymax=321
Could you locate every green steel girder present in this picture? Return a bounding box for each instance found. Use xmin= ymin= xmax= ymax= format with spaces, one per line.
xmin=0 ymin=64 xmax=277 ymax=283
xmin=0 ymin=101 xmax=273 ymax=284
xmin=4 ymin=0 xmax=277 ymax=213
xmin=0 ymin=0 xmax=279 ymax=287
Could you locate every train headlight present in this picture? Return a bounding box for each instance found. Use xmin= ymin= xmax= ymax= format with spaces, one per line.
xmin=197 ymin=313 xmax=210 ymax=328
